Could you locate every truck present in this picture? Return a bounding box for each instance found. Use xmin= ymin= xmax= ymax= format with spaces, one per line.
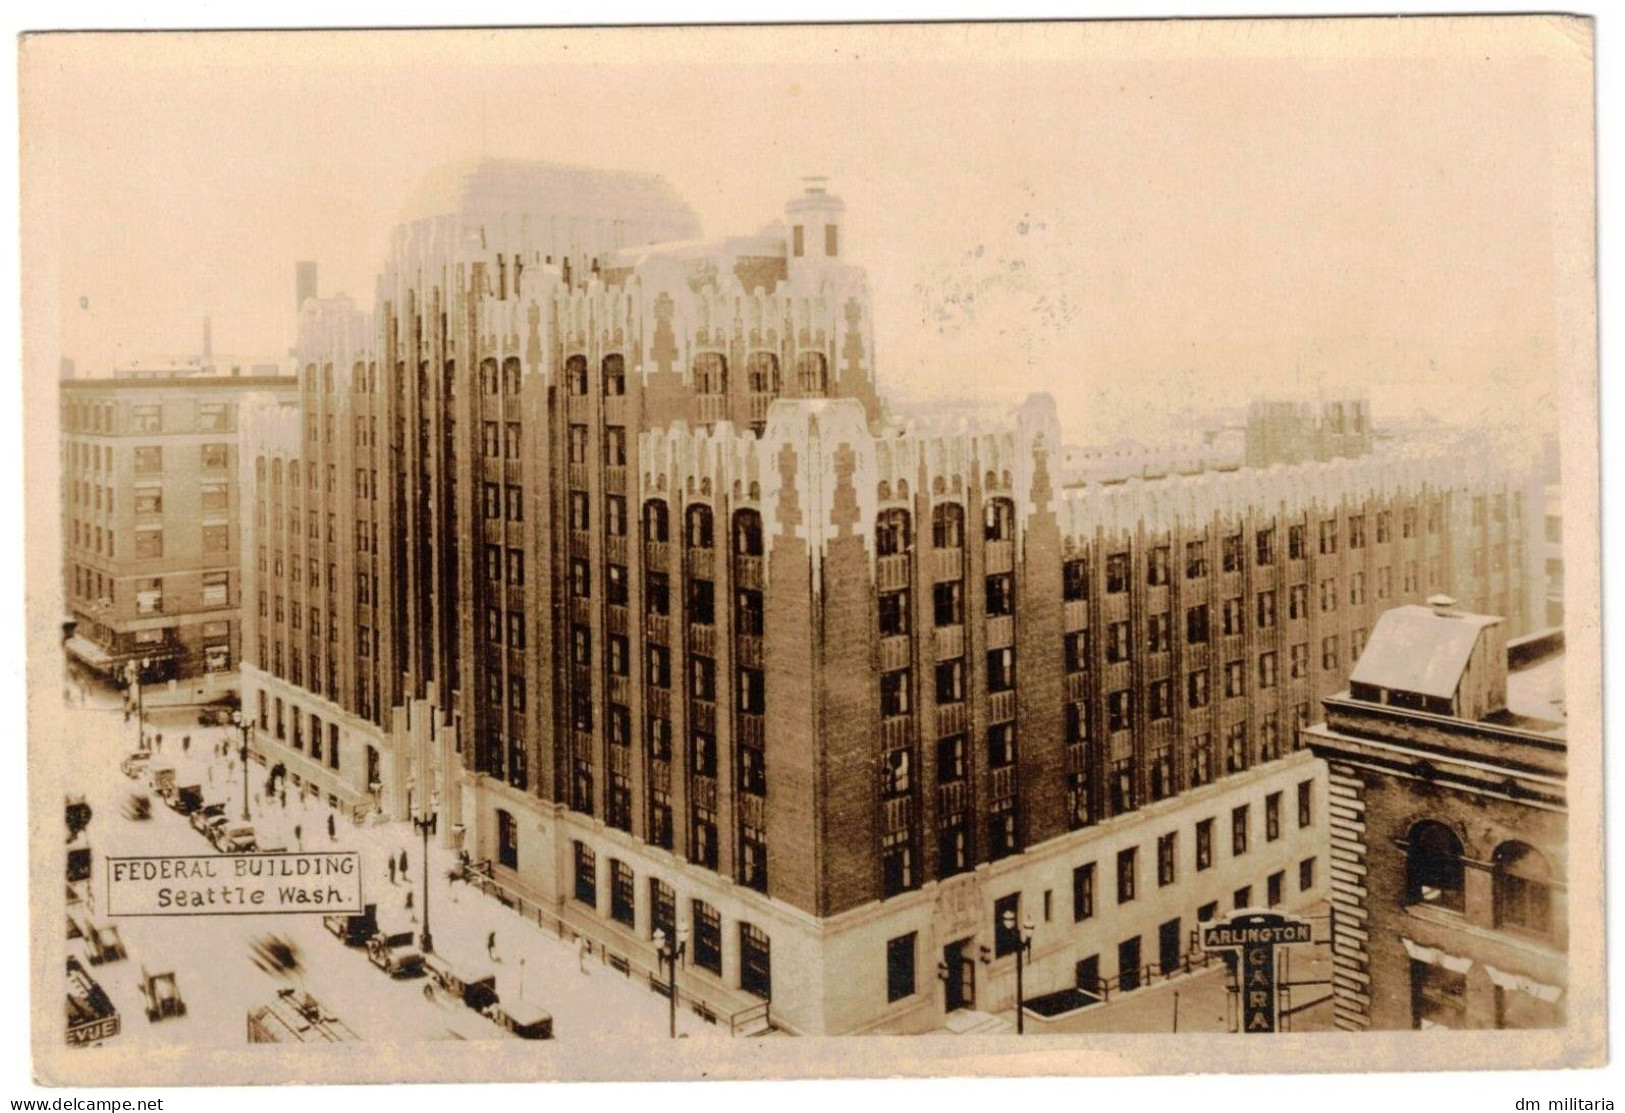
xmin=190 ymin=801 xmax=227 ymax=836
xmin=213 ymin=823 xmax=257 ymax=853
xmin=322 ymin=903 xmax=378 ymax=947
xmin=366 ymin=917 xmax=425 ymax=979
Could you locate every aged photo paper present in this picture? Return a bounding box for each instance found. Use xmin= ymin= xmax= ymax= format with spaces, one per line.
xmin=19 ymin=16 xmax=1601 ymax=1086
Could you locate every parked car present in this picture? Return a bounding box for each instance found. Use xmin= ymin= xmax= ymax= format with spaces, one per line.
xmin=190 ymin=802 xmax=227 ymax=835
xmin=423 ymin=953 xmax=499 ymax=1012
xmin=169 ymin=784 xmax=204 ymax=815
xmin=119 ymin=752 xmax=151 ymax=780
xmin=366 ymin=924 xmax=425 ymax=979
xmin=197 ymin=706 xmax=234 ymax=727
xmin=213 ymin=823 xmax=256 ymax=853
xmin=322 ymin=904 xmax=378 ymax=947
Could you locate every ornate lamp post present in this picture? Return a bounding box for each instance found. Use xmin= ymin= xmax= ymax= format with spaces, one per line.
xmin=1002 ymin=909 xmax=1035 ymax=1034
xmin=653 ymin=922 xmax=690 ymax=1038
xmin=413 ymin=804 xmax=437 ymax=954
xmin=230 ymin=709 xmax=252 ymax=821
xmin=125 ymin=656 xmax=153 ymax=746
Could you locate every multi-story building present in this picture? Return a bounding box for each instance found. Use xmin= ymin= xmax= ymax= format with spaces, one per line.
xmin=62 ymin=370 xmax=297 ymax=684
xmin=239 ymin=157 xmax=1543 ymax=1035
xmin=1306 ymin=602 xmax=1566 ymax=1030
xmin=1245 ymin=394 xmax=1372 ymax=469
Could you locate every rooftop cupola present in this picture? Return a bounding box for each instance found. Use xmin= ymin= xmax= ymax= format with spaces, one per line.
xmin=785 ymin=176 xmax=846 ymax=277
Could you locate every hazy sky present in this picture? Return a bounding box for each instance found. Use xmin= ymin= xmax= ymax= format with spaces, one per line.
xmin=24 ymin=21 xmax=1586 ymax=441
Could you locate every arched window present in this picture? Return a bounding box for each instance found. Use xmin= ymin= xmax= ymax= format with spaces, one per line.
xmin=566 ymin=354 xmax=589 ymax=396
xmin=1406 ymin=821 xmax=1465 ymax=912
xmin=734 ymin=510 xmax=763 ymax=557
xmin=933 ymin=503 xmax=965 ymax=549
xmin=1494 ymin=841 xmax=1552 ymax=936
xmin=796 ymin=351 xmax=828 ymax=396
xmin=694 ymin=352 xmax=727 ymax=396
xmin=745 ymin=352 xmax=780 ymax=394
xmin=603 ymin=354 xmax=626 ymax=397
xmin=984 ymin=498 xmax=1015 ymax=542
xmin=686 ymin=505 xmax=714 ymax=550
xmin=481 ymin=357 xmax=499 ymax=395
xmin=643 ymin=500 xmax=670 ymax=544
xmin=876 ymin=509 xmax=912 ymax=557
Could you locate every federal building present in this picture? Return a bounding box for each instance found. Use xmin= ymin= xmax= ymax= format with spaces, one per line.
xmin=236 ymin=158 xmax=1545 ymax=1034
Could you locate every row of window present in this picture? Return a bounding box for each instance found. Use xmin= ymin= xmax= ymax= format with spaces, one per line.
xmin=64 ymin=401 xmax=232 ymax=435
xmin=255 ymin=689 xmax=343 ymax=773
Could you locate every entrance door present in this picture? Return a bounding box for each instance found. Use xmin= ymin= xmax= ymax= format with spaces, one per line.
xmin=1119 ymin=936 xmax=1142 ymax=993
xmin=1159 ymin=918 xmax=1183 ymax=976
xmin=943 ymin=939 xmax=975 ymax=1012
xmin=1075 ymin=955 xmax=1101 ymax=1001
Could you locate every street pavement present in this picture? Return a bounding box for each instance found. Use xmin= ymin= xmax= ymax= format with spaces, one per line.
xmin=63 ymin=674 xmax=721 ymax=1046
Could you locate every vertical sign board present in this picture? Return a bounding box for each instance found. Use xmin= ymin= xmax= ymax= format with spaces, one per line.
xmin=1200 ymin=910 xmax=1312 ymax=1033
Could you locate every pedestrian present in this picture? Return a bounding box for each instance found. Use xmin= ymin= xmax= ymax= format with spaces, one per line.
xmin=155 ymin=733 xmax=163 ymax=753
xmin=294 ymin=824 xmax=302 ymax=850
xmin=577 ymin=935 xmax=589 ymax=974
xmin=182 ymin=735 xmax=190 ymax=754
xmin=399 ymin=849 xmax=408 ymax=880
xmin=388 ymin=857 xmax=397 ymax=885
xmin=327 ymin=813 xmax=336 ymax=842
xmin=280 ymin=787 xmax=287 ymax=809
xmin=486 ymin=931 xmax=497 ymax=961
xmin=207 ymin=766 xmax=214 ymax=786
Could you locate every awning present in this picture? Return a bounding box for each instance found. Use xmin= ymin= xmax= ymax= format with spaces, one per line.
xmin=1484 ymin=964 xmax=1564 ymax=1003
xmin=1400 ymin=936 xmax=1473 ymax=974
xmin=64 ymin=636 xmax=112 ymax=667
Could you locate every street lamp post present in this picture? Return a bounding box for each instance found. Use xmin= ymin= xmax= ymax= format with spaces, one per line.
xmin=126 ymin=656 xmax=153 ymax=746
xmin=653 ymin=923 xmax=690 ymax=1039
xmin=231 ymin=710 xmax=252 ymax=821
xmin=413 ymin=809 xmax=436 ymax=955
xmin=1003 ymin=909 xmax=1035 ymax=1034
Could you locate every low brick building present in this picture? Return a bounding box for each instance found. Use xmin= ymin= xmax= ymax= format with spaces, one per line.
xmin=1307 ymin=602 xmax=1566 ymax=1030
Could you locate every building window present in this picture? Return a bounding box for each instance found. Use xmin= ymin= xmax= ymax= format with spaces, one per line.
xmin=934 ymin=659 xmax=966 ymax=705
xmin=1321 ymin=635 xmax=1339 ymax=672
xmin=1300 ymin=857 xmax=1316 ymax=892
xmin=876 ymin=508 xmax=911 ymax=556
xmin=1107 ymin=689 xmax=1133 ymax=732
xmin=1411 ymin=962 xmax=1467 ymax=1030
xmin=1196 ymin=818 xmax=1214 ymax=871
xmin=993 ymin=893 xmax=1022 ymax=956
xmin=1406 ymin=821 xmax=1466 ymax=912
xmin=1185 ymin=540 xmax=1207 ymax=579
xmin=1147 ymin=545 xmax=1170 ymax=587
xmin=1186 ymin=604 xmax=1209 ymax=644
xmin=1288 ymin=523 xmax=1307 ymax=560
xmin=1157 ymin=833 xmax=1177 ymax=887
xmin=692 ymin=901 xmax=723 ymax=974
xmin=1190 ymin=733 xmax=1213 ymax=788
xmin=573 ymin=841 xmax=597 ymax=907
xmin=739 ymin=923 xmax=771 ymax=1000
xmin=985 ymin=573 xmax=1015 ymax=617
xmin=881 ymin=830 xmax=912 ymax=897
xmin=880 ymin=669 xmax=912 ymax=716
xmin=1493 ymin=841 xmax=1552 ymax=937
xmin=987 ymin=722 xmax=1016 ymax=768
xmin=1064 ymin=630 xmax=1090 ymax=674
xmin=933 ymin=503 xmax=965 ymax=549
xmin=1063 ymin=558 xmax=1088 ymax=601
xmin=1267 ymin=871 xmax=1285 ymax=908
xmin=1186 ymin=670 xmax=1209 ymax=709
xmin=1116 ymin=848 xmax=1137 ymax=904
xmin=1223 ymin=659 xmax=1245 ymax=699
xmin=603 ymin=354 xmax=626 ymax=396
xmin=1106 ymin=620 xmax=1131 ymax=664
xmin=879 ymin=590 xmax=910 ymax=637
xmin=987 ymin=648 xmax=1015 ymax=692
xmin=934 ymin=581 xmax=964 ymax=627
xmin=687 ymin=577 xmax=715 ymax=625
xmin=497 ymin=809 xmax=518 ymax=870
xmin=1256 ymin=590 xmax=1277 ymax=630
xmin=1319 ymin=519 xmax=1338 ymax=555
xmin=1232 ymin=805 xmax=1249 ymax=856
xmin=647 ymin=572 xmax=671 ymax=616
xmin=1073 ymin=863 xmax=1095 ymax=922
xmin=1105 ymin=552 xmax=1130 ymax=594
xmin=1148 ymin=679 xmax=1173 ymax=720
xmin=1258 ymin=651 xmax=1278 ymax=691
xmin=1147 ymin=613 xmax=1171 ymax=653
xmin=984 ymin=499 xmax=1015 ymax=542
xmin=1266 ymin=792 xmax=1282 ymax=841
xmin=886 ymin=933 xmax=917 ymax=1003
xmin=937 ymin=735 xmax=966 ymax=782
xmin=1297 ymin=779 xmax=1314 ymax=827
xmin=1222 ymin=533 xmax=1243 ymax=573
xmin=610 ymin=860 xmax=635 ymax=926
xmin=1256 ymin=528 xmax=1275 ymax=566
xmin=686 ymin=505 xmax=714 ymax=549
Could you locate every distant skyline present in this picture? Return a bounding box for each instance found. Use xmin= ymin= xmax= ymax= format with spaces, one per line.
xmin=27 ymin=22 xmax=1572 ymax=442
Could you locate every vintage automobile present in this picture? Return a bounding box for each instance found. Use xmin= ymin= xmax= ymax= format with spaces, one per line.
xmin=365 ymin=921 xmax=426 ymax=979
xmin=197 ymin=705 xmax=235 ymax=727
xmin=423 ymin=953 xmax=499 ymax=1012
xmin=126 ymin=793 xmax=152 ymax=821
xmin=118 ymin=752 xmax=151 ymax=780
xmin=493 ymin=1000 xmax=554 ymax=1040
xmin=168 ymin=784 xmax=204 ymax=815
xmin=213 ymin=823 xmax=257 ymax=853
xmin=65 ymin=794 xmax=92 ymax=839
xmin=190 ymin=801 xmax=228 ymax=836
xmin=140 ymin=967 xmax=186 ymax=1022
xmin=321 ymin=903 xmax=378 ymax=947
xmin=84 ymin=923 xmax=127 ymax=966
xmin=66 ymin=832 xmax=92 ymax=884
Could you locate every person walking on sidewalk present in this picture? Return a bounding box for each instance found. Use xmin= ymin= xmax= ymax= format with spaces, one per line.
xmin=399 ymin=849 xmax=409 ymax=880
xmin=327 ymin=812 xmax=336 ymax=842
xmin=294 ymin=824 xmax=303 ymax=851
xmin=487 ymin=931 xmax=498 ymax=962
xmin=388 ymin=857 xmax=397 ymax=885
xmin=182 ymin=734 xmax=190 ymax=754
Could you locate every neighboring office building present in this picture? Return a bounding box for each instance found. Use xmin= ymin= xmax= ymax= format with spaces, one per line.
xmin=239 ymin=157 xmax=1545 ymax=1036
xmin=1245 ymin=394 xmax=1372 ymax=469
xmin=1306 ymin=602 xmax=1566 ymax=1031
xmin=62 ymin=370 xmax=298 ymax=684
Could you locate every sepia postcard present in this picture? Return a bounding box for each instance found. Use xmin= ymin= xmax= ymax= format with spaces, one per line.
xmin=19 ymin=16 xmax=1602 ymax=1086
